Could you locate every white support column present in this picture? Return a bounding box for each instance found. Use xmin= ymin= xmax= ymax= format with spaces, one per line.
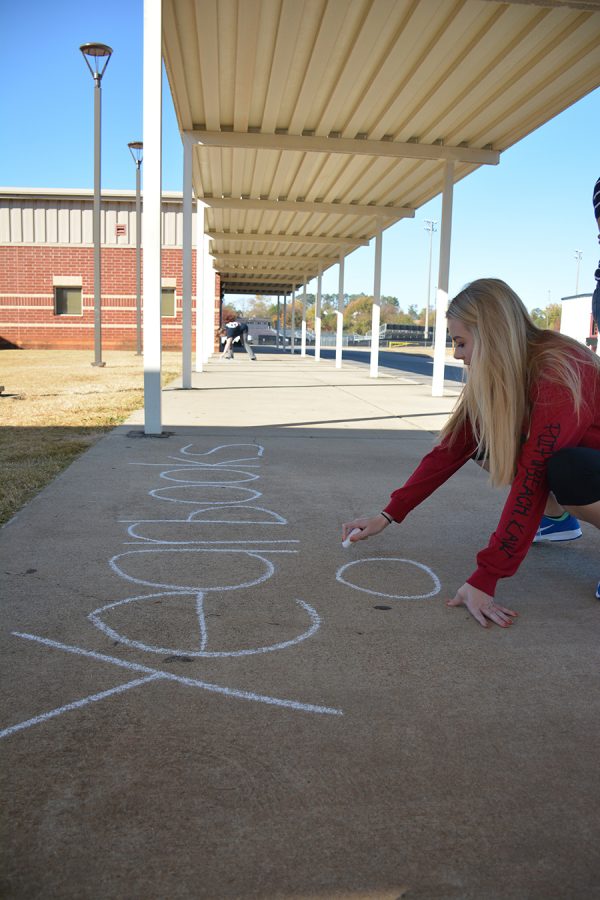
xmin=432 ymin=161 xmax=455 ymax=397
xmin=276 ymin=295 xmax=280 ymax=349
xmin=315 ymin=272 xmax=322 ymax=361
xmin=142 ymin=0 xmax=162 ymax=435
xmin=370 ymin=229 xmax=383 ymax=378
xmin=290 ymin=289 xmax=296 ymax=354
xmin=301 ymin=275 xmax=307 ymax=356
xmin=182 ymin=136 xmax=193 ymax=388
xmin=194 ymin=202 xmax=205 ymax=372
xmin=203 ymin=233 xmax=213 ymax=362
xmin=283 ymin=294 xmax=287 ymax=349
xmin=335 ymin=254 xmax=344 ymax=369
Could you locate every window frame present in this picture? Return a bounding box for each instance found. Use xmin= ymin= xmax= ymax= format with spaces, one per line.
xmin=54 ymin=284 xmax=83 ymax=317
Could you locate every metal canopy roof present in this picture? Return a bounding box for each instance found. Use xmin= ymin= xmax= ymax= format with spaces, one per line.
xmin=162 ymin=0 xmax=600 ymax=296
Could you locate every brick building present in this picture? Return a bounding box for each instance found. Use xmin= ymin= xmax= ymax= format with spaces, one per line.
xmin=0 ymin=187 xmax=221 ymax=351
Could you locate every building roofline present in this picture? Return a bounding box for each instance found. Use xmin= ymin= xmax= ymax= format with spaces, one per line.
xmin=0 ymin=186 xmax=185 ymax=202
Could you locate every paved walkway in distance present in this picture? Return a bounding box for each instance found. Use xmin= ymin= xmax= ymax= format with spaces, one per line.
xmin=2 ymin=351 xmax=600 ymax=899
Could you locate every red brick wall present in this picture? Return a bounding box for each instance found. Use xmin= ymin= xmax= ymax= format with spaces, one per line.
xmin=0 ymin=245 xmax=221 ymax=351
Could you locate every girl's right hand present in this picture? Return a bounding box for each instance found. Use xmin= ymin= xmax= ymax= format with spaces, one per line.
xmin=341 ymin=514 xmax=391 ymax=543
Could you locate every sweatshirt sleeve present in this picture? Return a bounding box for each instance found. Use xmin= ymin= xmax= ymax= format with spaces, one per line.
xmin=467 ymin=378 xmax=594 ymax=596
xmin=383 ymin=422 xmax=477 ymax=523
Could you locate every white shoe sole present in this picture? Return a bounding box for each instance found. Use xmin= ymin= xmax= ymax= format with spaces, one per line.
xmin=532 ymin=528 xmax=583 ymax=543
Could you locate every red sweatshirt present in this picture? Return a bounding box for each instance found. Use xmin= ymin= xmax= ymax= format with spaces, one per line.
xmin=383 ymin=357 xmax=600 ymax=596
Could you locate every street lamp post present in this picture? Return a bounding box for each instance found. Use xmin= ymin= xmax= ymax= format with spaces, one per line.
xmin=424 ymin=219 xmax=437 ymax=343
xmin=128 ymin=142 xmax=143 ymax=355
xmin=80 ymin=42 xmax=112 ymax=367
xmin=575 ymin=250 xmax=583 ymax=295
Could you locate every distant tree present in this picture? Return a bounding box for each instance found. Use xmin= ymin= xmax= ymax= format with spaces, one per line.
xmin=244 ymin=296 xmax=272 ymax=319
xmin=531 ymin=304 xmax=562 ymax=330
xmin=380 ymin=302 xmax=402 ymax=324
xmin=321 ymin=310 xmax=337 ymax=332
xmin=320 ymin=294 xmax=340 ymax=314
xmin=344 ymin=295 xmax=373 ymax=333
xmin=282 ymin=300 xmax=304 ymax=329
xmin=546 ymin=303 xmax=562 ymax=330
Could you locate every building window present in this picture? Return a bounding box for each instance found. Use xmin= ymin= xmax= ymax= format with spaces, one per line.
xmin=55 ymin=286 xmax=82 ymax=316
xmin=161 ymin=287 xmax=176 ymax=317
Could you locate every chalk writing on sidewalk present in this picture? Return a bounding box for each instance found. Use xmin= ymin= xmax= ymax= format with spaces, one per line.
xmin=336 ymin=557 xmax=441 ymax=600
xmin=4 ymin=443 xmax=342 ymax=741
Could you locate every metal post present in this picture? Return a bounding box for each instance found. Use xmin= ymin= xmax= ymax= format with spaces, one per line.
xmin=80 ymin=44 xmax=111 ymax=366
xmin=276 ymin=295 xmax=280 ymax=349
xmin=575 ymin=250 xmax=582 ymax=295
xmin=142 ymin=0 xmax=162 ymax=433
xmin=315 ymin=272 xmax=322 ymax=361
xmin=202 ymin=232 xmax=213 ymax=362
xmin=432 ymin=161 xmax=454 ymax=397
xmin=182 ymin=137 xmax=193 ymax=388
xmin=283 ymin=294 xmax=287 ymax=349
xmin=128 ymin=141 xmax=143 ymax=355
xmin=336 ymin=254 xmax=344 ymax=368
xmin=92 ymin=75 xmax=104 ymax=366
xmin=424 ymin=220 xmax=437 ymax=343
xmin=290 ymin=289 xmax=296 ymax=354
xmin=370 ymin=230 xmax=382 ymax=378
xmin=301 ymin=276 xmax=307 ymax=356
xmin=135 ymin=161 xmax=142 ymax=354
xmin=195 ymin=203 xmax=205 ymax=372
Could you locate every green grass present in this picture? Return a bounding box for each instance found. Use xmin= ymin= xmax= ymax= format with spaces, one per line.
xmin=0 ymin=350 xmax=182 ymax=525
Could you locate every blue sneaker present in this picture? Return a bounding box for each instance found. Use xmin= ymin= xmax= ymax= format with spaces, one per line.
xmin=596 ymin=582 xmax=600 ymax=600
xmin=533 ymin=513 xmax=582 ymax=543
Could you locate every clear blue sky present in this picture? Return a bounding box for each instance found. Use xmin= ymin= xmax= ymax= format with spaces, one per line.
xmin=1 ymin=0 xmax=598 ymax=313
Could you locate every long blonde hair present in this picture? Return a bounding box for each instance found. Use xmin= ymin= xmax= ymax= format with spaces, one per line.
xmin=439 ymin=278 xmax=600 ymax=486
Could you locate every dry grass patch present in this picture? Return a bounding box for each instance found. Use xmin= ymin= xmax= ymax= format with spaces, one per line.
xmin=1 ymin=350 xmax=181 ymax=525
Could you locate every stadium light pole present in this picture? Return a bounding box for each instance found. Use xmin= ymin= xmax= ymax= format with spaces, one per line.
xmin=574 ymin=249 xmax=583 ymax=295
xmin=424 ymin=220 xmax=437 ymax=343
xmin=128 ymin=142 xmax=143 ymax=355
xmin=80 ymin=42 xmax=112 ymax=367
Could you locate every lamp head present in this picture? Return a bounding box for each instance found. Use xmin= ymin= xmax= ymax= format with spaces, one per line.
xmin=128 ymin=141 xmax=143 ymax=165
xmin=80 ymin=43 xmax=113 ymax=81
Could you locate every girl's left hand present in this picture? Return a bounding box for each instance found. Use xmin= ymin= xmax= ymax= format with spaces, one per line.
xmin=446 ymin=583 xmax=518 ymax=629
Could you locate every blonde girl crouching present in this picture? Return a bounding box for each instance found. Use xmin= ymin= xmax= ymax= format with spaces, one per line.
xmin=343 ymin=278 xmax=600 ymax=629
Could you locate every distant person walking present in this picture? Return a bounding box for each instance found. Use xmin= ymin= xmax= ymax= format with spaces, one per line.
xmin=343 ymin=278 xmax=600 ymax=628
xmin=592 ymin=176 xmax=600 ymax=329
xmin=223 ymin=319 xmax=256 ymax=360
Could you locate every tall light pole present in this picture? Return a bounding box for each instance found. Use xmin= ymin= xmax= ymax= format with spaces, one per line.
xmin=575 ymin=249 xmax=583 ymax=295
xmin=128 ymin=142 xmax=143 ymax=355
xmin=424 ymin=219 xmax=437 ymax=342
xmin=80 ymin=42 xmax=112 ymax=367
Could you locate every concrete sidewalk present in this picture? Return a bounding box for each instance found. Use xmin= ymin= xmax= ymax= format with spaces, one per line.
xmin=2 ymin=351 xmax=600 ymax=899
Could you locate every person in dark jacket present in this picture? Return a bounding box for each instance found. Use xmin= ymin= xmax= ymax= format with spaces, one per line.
xmin=592 ymin=176 xmax=600 ymax=328
xmin=224 ymin=319 xmax=256 ymax=360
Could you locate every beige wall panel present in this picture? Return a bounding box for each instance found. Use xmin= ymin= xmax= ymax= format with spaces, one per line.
xmin=57 ymin=205 xmax=71 ymax=243
xmin=0 ymin=204 xmax=10 ymax=243
xmin=22 ymin=204 xmax=35 ymax=243
xmin=82 ymin=206 xmax=93 ymax=244
xmin=69 ymin=206 xmax=82 ymax=244
xmin=46 ymin=206 xmax=58 ymax=243
xmin=34 ymin=205 xmax=46 ymax=243
xmin=10 ymin=204 xmax=22 ymax=242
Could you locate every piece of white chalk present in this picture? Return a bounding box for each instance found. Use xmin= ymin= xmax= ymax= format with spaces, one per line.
xmin=342 ymin=528 xmax=362 ymax=549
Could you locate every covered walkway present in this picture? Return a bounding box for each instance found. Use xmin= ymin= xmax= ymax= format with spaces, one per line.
xmin=142 ymin=0 xmax=600 ymax=431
